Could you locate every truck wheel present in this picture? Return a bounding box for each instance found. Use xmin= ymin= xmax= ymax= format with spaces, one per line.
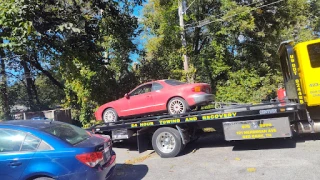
xmin=167 ymin=97 xmax=189 ymax=115
xmin=102 ymin=108 xmax=118 ymax=123
xmin=152 ymin=127 xmax=183 ymax=158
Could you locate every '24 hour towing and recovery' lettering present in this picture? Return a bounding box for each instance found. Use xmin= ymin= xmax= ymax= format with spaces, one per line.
xmin=130 ymin=112 xmax=238 ymax=128
xmin=202 ymin=112 xmax=237 ymax=120
xmin=159 ymin=119 xmax=181 ymax=125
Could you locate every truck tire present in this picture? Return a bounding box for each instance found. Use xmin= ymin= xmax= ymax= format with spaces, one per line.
xmin=102 ymin=108 xmax=118 ymax=123
xmin=167 ymin=97 xmax=189 ymax=115
xmin=152 ymin=127 xmax=183 ymax=158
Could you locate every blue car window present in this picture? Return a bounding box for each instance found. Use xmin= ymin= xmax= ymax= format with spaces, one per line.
xmin=37 ymin=140 xmax=54 ymax=151
xmin=0 ymin=129 xmax=26 ymax=152
xmin=21 ymin=134 xmax=41 ymax=151
xmin=43 ymin=124 xmax=90 ymax=145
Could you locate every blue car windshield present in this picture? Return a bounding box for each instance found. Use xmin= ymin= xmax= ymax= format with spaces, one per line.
xmin=43 ymin=124 xmax=90 ymax=145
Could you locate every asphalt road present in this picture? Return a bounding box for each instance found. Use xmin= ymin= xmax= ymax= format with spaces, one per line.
xmin=109 ymin=134 xmax=320 ymax=180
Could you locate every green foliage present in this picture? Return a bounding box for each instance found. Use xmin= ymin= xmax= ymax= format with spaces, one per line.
xmin=82 ymin=120 xmax=103 ymax=129
xmin=216 ymin=69 xmax=282 ymax=103
xmin=34 ymin=75 xmax=65 ymax=109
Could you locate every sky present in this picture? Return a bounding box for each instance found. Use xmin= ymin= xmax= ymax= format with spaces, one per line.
xmin=130 ymin=3 xmax=147 ymax=63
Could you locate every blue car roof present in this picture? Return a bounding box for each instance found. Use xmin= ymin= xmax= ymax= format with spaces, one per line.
xmin=0 ymin=120 xmax=64 ymax=129
xmin=0 ymin=120 xmax=74 ymax=149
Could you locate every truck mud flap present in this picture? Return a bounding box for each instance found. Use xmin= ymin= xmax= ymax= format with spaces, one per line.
xmin=223 ymin=117 xmax=292 ymax=141
xmin=137 ymin=128 xmax=151 ymax=153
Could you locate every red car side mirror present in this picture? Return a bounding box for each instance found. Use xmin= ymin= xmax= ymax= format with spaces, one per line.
xmin=124 ymin=93 xmax=129 ymax=99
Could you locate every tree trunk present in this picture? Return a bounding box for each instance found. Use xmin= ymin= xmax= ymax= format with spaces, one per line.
xmin=21 ymin=58 xmax=35 ymax=110
xmin=0 ymin=47 xmax=10 ymax=120
xmin=31 ymin=78 xmax=41 ymax=109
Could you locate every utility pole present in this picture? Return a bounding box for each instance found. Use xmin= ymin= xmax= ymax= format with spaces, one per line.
xmin=178 ymin=0 xmax=192 ymax=83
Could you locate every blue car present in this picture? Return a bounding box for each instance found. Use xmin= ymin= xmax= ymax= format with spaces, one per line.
xmin=0 ymin=120 xmax=116 ymax=180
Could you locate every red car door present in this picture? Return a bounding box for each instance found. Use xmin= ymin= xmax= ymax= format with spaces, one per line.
xmin=150 ymin=82 xmax=167 ymax=112
xmin=123 ymin=83 xmax=154 ymax=116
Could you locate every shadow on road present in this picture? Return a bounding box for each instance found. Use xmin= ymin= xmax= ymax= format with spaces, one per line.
xmin=112 ymin=132 xmax=320 ymax=158
xmin=110 ymin=163 xmax=149 ymax=180
xmin=181 ymin=133 xmax=320 ymax=156
xmin=113 ymin=136 xmax=153 ymax=151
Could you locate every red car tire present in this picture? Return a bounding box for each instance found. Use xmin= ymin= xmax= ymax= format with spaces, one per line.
xmin=167 ymin=97 xmax=189 ymax=115
xmin=102 ymin=108 xmax=119 ymax=123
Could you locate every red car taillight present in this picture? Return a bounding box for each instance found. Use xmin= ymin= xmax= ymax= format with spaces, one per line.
xmin=192 ymin=86 xmax=211 ymax=93
xmin=192 ymin=86 xmax=202 ymax=92
xmin=76 ymin=152 xmax=103 ymax=167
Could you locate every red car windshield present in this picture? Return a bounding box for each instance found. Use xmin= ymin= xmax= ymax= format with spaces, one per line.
xmin=164 ymin=79 xmax=186 ymax=86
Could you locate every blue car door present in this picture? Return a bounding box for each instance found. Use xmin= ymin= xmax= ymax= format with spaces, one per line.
xmin=0 ymin=129 xmax=36 ymax=180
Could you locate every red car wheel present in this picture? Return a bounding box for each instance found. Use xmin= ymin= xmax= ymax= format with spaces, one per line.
xmin=167 ymin=97 xmax=189 ymax=115
xmin=102 ymin=108 xmax=118 ymax=123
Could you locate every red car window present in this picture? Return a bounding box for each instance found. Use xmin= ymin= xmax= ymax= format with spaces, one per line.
xmin=152 ymin=82 xmax=163 ymax=91
xmin=130 ymin=84 xmax=152 ymax=96
xmin=164 ymin=79 xmax=186 ymax=86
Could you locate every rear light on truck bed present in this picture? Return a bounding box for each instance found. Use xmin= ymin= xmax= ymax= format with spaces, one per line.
xmin=76 ymin=152 xmax=103 ymax=167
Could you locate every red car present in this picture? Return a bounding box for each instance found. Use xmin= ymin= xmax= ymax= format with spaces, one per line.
xmin=95 ymin=79 xmax=213 ymax=122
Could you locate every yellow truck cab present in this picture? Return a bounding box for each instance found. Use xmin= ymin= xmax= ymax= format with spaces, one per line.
xmin=278 ymin=39 xmax=320 ymax=108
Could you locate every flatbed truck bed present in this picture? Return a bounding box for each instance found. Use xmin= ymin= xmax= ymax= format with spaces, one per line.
xmin=88 ymin=102 xmax=307 ymax=158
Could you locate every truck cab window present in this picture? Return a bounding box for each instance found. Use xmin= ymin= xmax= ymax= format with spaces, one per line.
xmin=308 ymin=43 xmax=320 ymax=68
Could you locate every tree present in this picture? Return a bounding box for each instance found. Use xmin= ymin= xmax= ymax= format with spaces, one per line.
xmin=0 ymin=0 xmax=142 ymax=124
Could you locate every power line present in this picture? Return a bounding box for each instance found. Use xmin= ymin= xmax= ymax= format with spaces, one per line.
xmin=186 ymin=0 xmax=285 ymax=28
xmin=184 ymin=0 xmax=266 ymax=27
xmin=197 ymin=0 xmax=285 ymax=27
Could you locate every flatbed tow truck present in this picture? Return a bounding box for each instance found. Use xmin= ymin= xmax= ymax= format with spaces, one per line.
xmin=88 ymin=39 xmax=320 ymax=158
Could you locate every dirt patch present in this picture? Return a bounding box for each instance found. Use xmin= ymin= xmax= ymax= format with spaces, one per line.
xmin=124 ymin=151 xmax=157 ymax=164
